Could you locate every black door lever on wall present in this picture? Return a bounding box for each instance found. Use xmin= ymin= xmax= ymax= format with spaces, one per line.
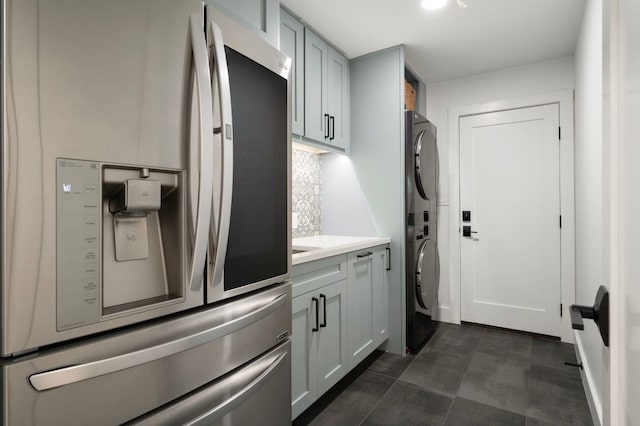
xmin=570 ymin=285 xmax=609 ymax=347
xmin=462 ymin=226 xmax=478 ymax=237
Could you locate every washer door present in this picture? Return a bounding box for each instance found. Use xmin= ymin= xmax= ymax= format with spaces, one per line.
xmin=415 ymin=239 xmax=435 ymax=310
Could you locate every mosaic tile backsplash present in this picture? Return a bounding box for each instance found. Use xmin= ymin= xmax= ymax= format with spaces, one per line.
xmin=292 ymin=146 xmax=322 ymax=238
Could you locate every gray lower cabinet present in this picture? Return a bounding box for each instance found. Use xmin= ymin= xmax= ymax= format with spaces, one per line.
xmin=291 ymin=244 xmax=389 ymax=419
xmin=372 ymin=247 xmax=390 ymax=344
xmin=292 ymin=255 xmax=349 ymax=419
xmin=347 ymin=245 xmax=389 ymax=368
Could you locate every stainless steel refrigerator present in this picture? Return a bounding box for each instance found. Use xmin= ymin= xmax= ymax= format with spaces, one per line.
xmin=1 ymin=1 xmax=292 ymax=424
xmin=405 ymin=111 xmax=439 ymax=353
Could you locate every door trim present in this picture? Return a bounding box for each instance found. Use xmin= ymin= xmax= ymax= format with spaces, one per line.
xmin=448 ymin=89 xmax=576 ymax=343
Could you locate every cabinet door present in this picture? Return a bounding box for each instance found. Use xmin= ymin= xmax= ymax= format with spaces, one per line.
xmin=316 ymin=279 xmax=348 ymax=395
xmin=327 ymin=47 xmax=349 ymax=151
xmin=206 ymin=0 xmax=279 ymax=47
xmin=291 ymin=292 xmax=318 ymax=419
xmin=280 ymin=9 xmax=304 ymax=136
xmin=304 ymin=29 xmax=328 ymax=143
xmin=372 ymin=246 xmax=389 ymax=346
xmin=347 ymin=251 xmax=375 ymax=369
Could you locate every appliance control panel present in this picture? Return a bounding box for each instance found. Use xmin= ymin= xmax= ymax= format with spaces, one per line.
xmin=56 ymin=158 xmax=101 ymax=330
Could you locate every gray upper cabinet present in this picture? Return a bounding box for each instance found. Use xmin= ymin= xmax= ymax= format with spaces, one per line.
xmin=207 ymin=0 xmax=279 ymax=47
xmin=303 ymin=28 xmax=350 ymax=153
xmin=304 ymin=28 xmax=329 ymax=143
xmin=327 ymin=48 xmax=349 ymax=151
xmin=280 ymin=9 xmax=304 ymax=136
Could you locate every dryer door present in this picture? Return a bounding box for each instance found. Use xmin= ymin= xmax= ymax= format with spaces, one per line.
xmin=414 ymin=128 xmax=437 ymax=201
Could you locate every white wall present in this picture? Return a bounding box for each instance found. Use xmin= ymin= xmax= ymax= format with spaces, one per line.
xmin=321 ymin=153 xmax=377 ymax=236
xmin=574 ymin=0 xmax=606 ymax=424
xmin=426 ymin=57 xmax=575 ymax=320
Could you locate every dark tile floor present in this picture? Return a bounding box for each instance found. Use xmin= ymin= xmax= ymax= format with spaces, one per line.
xmin=293 ymin=322 xmax=593 ymax=426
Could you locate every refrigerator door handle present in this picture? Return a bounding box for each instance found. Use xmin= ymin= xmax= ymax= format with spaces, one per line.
xmin=28 ymin=292 xmax=288 ymax=391
xmin=188 ymin=14 xmax=214 ymax=291
xmin=208 ymin=21 xmax=233 ymax=294
xmin=207 ymin=18 xmax=234 ymax=293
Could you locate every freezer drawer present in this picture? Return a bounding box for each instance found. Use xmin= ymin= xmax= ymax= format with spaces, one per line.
xmin=130 ymin=341 xmax=291 ymax=425
xmin=1 ymin=283 xmax=291 ymax=425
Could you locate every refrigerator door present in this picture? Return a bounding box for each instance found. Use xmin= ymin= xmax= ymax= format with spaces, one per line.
xmin=129 ymin=341 xmax=291 ymax=425
xmin=2 ymin=0 xmax=213 ymax=355
xmin=1 ymin=284 xmax=291 ymax=425
xmin=206 ymin=9 xmax=292 ymax=304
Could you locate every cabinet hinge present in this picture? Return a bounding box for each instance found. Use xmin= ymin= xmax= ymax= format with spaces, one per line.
xmin=559 ymin=127 xmax=561 ymax=140
xmin=560 ymin=303 xmax=563 ymax=317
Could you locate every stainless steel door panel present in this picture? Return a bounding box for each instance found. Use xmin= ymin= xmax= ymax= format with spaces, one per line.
xmin=2 ymin=0 xmax=210 ymax=355
xmin=205 ymin=9 xmax=292 ymax=303
xmin=130 ymin=341 xmax=291 ymax=426
xmin=1 ymin=283 xmax=291 ymax=425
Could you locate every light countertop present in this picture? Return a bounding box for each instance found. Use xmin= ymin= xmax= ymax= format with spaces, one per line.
xmin=292 ymin=235 xmax=390 ymax=265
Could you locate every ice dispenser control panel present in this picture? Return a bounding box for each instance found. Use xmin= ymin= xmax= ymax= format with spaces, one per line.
xmin=56 ymin=158 xmax=102 ymax=330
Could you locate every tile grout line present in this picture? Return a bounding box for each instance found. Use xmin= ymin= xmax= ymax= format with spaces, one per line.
xmin=357 ymin=375 xmax=399 ymax=426
xmin=358 ymin=325 xmax=447 ymax=426
xmin=442 ymin=326 xmax=486 ymax=424
xmin=524 ymin=337 xmax=533 ymax=424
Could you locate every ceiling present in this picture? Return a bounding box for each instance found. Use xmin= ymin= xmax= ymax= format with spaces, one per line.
xmin=280 ymin=0 xmax=586 ymax=83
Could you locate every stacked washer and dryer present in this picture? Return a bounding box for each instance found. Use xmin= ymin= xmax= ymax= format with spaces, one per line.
xmin=405 ymin=111 xmax=439 ymax=353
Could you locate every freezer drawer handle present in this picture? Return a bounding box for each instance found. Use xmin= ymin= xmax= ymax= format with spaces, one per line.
xmin=28 ymin=292 xmax=288 ymax=391
xmin=132 ymin=347 xmax=288 ymax=425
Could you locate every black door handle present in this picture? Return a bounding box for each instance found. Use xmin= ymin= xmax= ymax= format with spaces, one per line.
xmin=324 ymin=114 xmax=330 ymax=139
xmin=571 ymin=285 xmax=609 ymax=346
xmin=320 ymin=294 xmax=327 ymax=328
xmin=357 ymin=252 xmax=373 ymax=258
xmin=312 ymin=297 xmax=319 ymax=332
xmin=462 ymin=226 xmax=478 ymax=237
xmin=329 ymin=116 xmax=335 ymax=140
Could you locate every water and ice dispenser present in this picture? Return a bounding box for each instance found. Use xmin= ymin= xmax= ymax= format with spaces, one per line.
xmin=56 ymin=159 xmax=187 ymax=330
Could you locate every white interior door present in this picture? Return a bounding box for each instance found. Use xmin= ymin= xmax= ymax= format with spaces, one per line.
xmin=460 ymin=104 xmax=561 ymax=336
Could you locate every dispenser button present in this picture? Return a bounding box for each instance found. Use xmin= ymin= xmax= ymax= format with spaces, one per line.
xmin=424 ymin=211 xmax=429 ymax=222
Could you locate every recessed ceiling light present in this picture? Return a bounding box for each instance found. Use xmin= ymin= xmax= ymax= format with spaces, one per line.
xmin=421 ymin=0 xmax=448 ymax=11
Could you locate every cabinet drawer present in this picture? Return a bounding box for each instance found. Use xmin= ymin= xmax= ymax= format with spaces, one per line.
xmin=292 ymin=254 xmax=347 ymax=297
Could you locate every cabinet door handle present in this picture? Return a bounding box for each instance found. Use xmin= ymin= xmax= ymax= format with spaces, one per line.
xmin=312 ymin=297 xmax=319 ymax=332
xmin=329 ymin=116 xmax=335 ymax=140
xmin=357 ymin=252 xmax=373 ymax=258
xmin=319 ymin=294 xmax=327 ymax=328
xmin=324 ymin=114 xmax=330 ymax=139
xmin=386 ymin=247 xmax=391 ymax=271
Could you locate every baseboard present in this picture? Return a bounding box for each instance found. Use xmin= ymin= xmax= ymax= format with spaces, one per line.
xmin=574 ymin=332 xmax=603 ymax=426
xmin=436 ymin=306 xmax=450 ymax=322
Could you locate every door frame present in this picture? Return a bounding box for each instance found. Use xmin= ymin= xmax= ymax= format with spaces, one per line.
xmin=448 ymin=89 xmax=576 ymax=343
